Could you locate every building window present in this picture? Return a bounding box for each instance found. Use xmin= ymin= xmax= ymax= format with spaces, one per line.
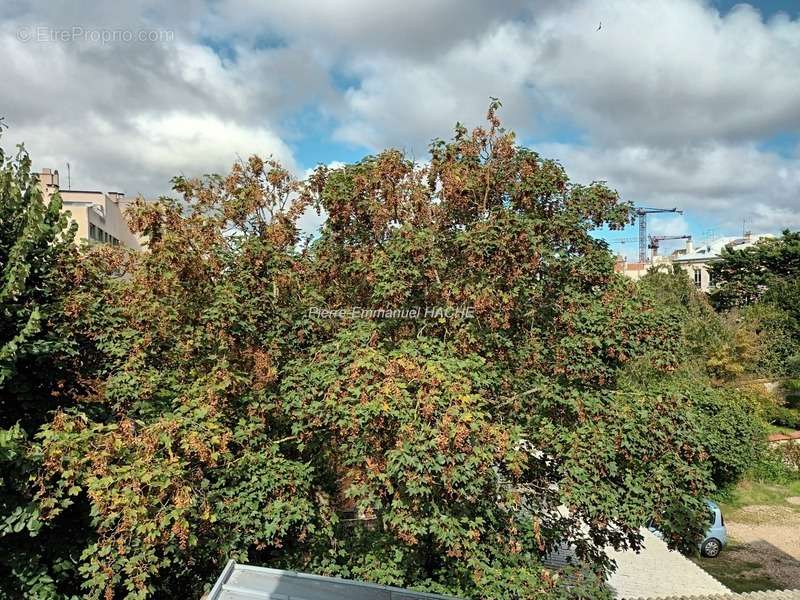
xmin=88 ymin=226 xmax=121 ymax=246
xmin=694 ymin=268 xmax=702 ymax=288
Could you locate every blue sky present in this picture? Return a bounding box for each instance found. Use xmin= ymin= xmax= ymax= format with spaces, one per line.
xmin=713 ymin=0 xmax=798 ymax=17
xmin=2 ymin=0 xmax=798 ymax=254
xmin=588 ymin=0 xmax=799 ymax=256
xmin=286 ymin=0 xmax=800 ymax=169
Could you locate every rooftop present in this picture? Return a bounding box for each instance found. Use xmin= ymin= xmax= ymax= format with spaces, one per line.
xmin=674 ymin=234 xmax=773 ymax=263
xmin=205 ymin=561 xmax=460 ymax=600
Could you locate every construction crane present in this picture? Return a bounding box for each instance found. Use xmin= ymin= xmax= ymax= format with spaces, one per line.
xmin=633 ymin=207 xmax=683 ymax=263
xmin=648 ymin=234 xmax=691 ymax=258
xmin=607 ymin=236 xmax=639 ymax=245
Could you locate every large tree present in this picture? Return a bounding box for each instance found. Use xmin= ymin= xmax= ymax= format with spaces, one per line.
xmin=709 ymin=231 xmax=800 ymax=378
xmin=0 ymin=141 xmax=76 ymax=423
xmin=710 ymin=230 xmax=800 ymax=310
xmin=0 ymin=139 xmax=86 ymax=598
xmin=11 ymin=106 xmax=761 ymax=599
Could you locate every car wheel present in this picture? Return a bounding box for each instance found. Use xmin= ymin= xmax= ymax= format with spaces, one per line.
xmin=701 ymin=538 xmax=722 ymax=558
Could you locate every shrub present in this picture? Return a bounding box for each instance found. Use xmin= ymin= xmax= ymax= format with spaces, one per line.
xmin=779 ymin=443 xmax=800 ymax=472
xmin=747 ymin=448 xmax=799 ymax=484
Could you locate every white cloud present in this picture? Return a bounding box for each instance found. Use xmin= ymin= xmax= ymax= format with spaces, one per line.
xmin=0 ymin=14 xmax=323 ymax=196
xmin=538 ymin=141 xmax=800 ymax=232
xmin=298 ymin=206 xmax=327 ymax=238
xmin=329 ymin=0 xmax=800 ymax=150
xmin=648 ymin=214 xmax=691 ymax=238
xmin=203 ymin=0 xmax=536 ymax=59
xmin=129 ymin=113 xmax=297 ymax=175
xmin=332 ymin=22 xmax=541 ymax=151
xmin=0 ymin=0 xmax=798 ymax=237
xmin=527 ymin=0 xmax=800 ymax=145
xmin=7 ymin=113 xmax=296 ymax=196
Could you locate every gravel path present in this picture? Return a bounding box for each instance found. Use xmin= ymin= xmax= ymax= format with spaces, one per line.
xmin=606 ymin=528 xmax=731 ymax=598
xmin=725 ymin=505 xmax=800 ymax=589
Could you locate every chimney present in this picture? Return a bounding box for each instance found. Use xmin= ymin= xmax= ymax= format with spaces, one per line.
xmin=685 ymin=237 xmax=693 ymax=254
xmin=614 ymin=255 xmax=625 ymax=273
xmin=37 ymin=168 xmax=60 ymax=189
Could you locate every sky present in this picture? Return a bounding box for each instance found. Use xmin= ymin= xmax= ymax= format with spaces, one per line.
xmin=1 ymin=0 xmax=799 ymax=255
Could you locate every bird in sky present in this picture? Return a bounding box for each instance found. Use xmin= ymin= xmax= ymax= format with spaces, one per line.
xmin=597 ymin=21 xmax=602 ymax=31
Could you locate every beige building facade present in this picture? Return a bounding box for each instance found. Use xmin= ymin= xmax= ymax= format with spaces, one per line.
xmin=614 ymin=233 xmax=773 ymax=293
xmin=670 ymin=233 xmax=772 ymax=293
xmin=36 ymin=168 xmax=144 ymax=251
xmin=613 ymin=255 xmax=672 ymax=282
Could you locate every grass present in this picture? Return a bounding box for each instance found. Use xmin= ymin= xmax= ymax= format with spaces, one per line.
xmin=765 ymin=423 xmax=800 ymax=435
xmin=691 ymin=543 xmax=782 ymax=593
xmin=697 ymin=478 xmax=800 ymax=592
xmin=717 ymin=478 xmax=800 ymax=516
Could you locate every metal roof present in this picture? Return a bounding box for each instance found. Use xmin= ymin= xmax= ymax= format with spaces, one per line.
xmin=673 ymin=234 xmax=773 ymax=263
xmin=206 ymin=560 xmax=462 ymax=600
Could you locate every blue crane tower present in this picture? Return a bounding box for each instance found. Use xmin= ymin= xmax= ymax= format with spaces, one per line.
xmin=633 ymin=206 xmax=683 ymax=263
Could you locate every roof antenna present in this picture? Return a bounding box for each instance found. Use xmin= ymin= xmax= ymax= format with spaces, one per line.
xmin=66 ymin=162 xmax=71 ymax=190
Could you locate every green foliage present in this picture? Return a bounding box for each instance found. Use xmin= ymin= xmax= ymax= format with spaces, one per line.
xmin=639 ymin=265 xmax=799 ymax=381
xmin=735 ymin=303 xmax=799 ymax=378
xmin=0 ymin=108 xmax=765 ymax=599
xmin=707 ymin=231 xmax=800 ymax=378
xmin=745 ymin=450 xmax=799 ymax=485
xmin=765 ymin=406 xmax=800 ymax=429
xmin=710 ymin=231 xmax=800 ymax=310
xmin=636 ymin=266 xmax=755 ymax=382
xmin=637 ymin=266 xmax=727 ymax=370
xmin=685 ymin=385 xmax=765 ymax=488
xmin=704 ymin=325 xmax=760 ymax=382
xmin=0 ymin=141 xmax=76 ymax=416
xmin=0 ymin=139 xmax=87 ymax=599
xmin=30 ymin=161 xmax=324 ymax=599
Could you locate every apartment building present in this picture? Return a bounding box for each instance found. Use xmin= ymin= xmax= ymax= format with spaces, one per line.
xmin=613 ymin=233 xmax=772 ymax=292
xmin=670 ymin=233 xmax=772 ymax=292
xmin=613 ymin=255 xmax=672 ymax=282
xmin=36 ymin=168 xmax=144 ymax=251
